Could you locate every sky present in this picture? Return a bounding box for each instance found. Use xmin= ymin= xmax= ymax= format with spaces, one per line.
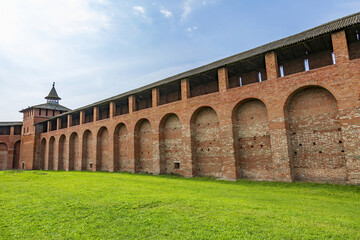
xmin=0 ymin=0 xmax=359 ymax=121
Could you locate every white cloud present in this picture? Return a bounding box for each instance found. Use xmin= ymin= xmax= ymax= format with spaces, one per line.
xmin=0 ymin=0 xmax=111 ymax=66
xmin=0 ymin=0 xmax=113 ymax=120
xmin=133 ymin=6 xmax=145 ymax=15
xmin=133 ymin=5 xmax=152 ymax=23
xmin=182 ymin=0 xmax=194 ymax=21
xmin=160 ymin=9 xmax=172 ymax=18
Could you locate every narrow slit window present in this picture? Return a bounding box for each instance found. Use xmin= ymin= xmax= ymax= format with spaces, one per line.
xmin=239 ymin=77 xmax=243 ymax=87
xmin=304 ymin=59 xmax=310 ymax=71
xmin=332 ymin=52 xmax=336 ymax=64
xmin=279 ymin=66 xmax=284 ymax=77
xmin=356 ymin=30 xmax=359 ymax=41
xmin=258 ymin=72 xmax=262 ymax=82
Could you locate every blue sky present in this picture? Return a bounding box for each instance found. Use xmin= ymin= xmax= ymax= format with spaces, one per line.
xmin=0 ymin=0 xmax=359 ymax=121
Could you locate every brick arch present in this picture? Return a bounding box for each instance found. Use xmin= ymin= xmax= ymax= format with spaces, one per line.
xmin=190 ymin=106 xmax=222 ymax=178
xmin=58 ymin=135 xmax=66 ymax=170
xmin=134 ymin=118 xmax=153 ymax=173
xmin=12 ymin=140 xmax=21 ymax=169
xmin=284 ymin=86 xmax=347 ymax=183
xmin=69 ymin=132 xmax=80 ymax=171
xmin=0 ymin=142 xmax=8 ymax=170
xmin=113 ymin=123 xmax=129 ymax=172
xmin=281 ymin=84 xmax=340 ymax=113
xmin=40 ymin=138 xmax=46 ymax=170
xmin=97 ymin=127 xmax=111 ymax=171
xmin=159 ymin=113 xmax=182 ymax=175
xmin=232 ymin=98 xmax=273 ymax=180
xmin=48 ymin=136 xmax=55 ymax=170
xmin=82 ymin=130 xmax=93 ymax=171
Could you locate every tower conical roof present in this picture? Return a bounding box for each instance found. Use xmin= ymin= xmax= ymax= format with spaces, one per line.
xmin=45 ymin=82 xmax=61 ymax=100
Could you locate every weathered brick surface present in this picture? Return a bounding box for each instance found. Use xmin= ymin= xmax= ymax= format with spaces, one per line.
xmin=0 ymin=28 xmax=355 ymax=185
xmin=285 ymin=87 xmax=347 ymax=183
xmin=160 ymin=114 xmax=183 ymax=175
xmin=191 ymin=107 xmax=222 ymax=178
xmin=234 ymin=99 xmax=273 ymax=180
xmin=0 ymin=133 xmax=21 ymax=170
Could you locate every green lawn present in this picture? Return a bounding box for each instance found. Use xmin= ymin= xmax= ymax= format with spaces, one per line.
xmin=0 ymin=171 xmax=359 ymax=239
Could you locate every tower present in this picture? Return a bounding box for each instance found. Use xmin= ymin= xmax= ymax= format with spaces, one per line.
xmin=19 ymin=83 xmax=70 ymax=170
xmin=45 ymin=82 xmax=61 ymax=104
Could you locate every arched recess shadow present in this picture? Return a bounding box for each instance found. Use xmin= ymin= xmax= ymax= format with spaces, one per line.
xmin=190 ymin=106 xmax=222 ymax=178
xmin=159 ymin=113 xmax=182 ymax=175
xmin=232 ymin=98 xmax=272 ymax=180
xmin=134 ymin=119 xmax=152 ymax=173
xmin=40 ymin=138 xmax=46 ymax=170
xmin=284 ymin=85 xmax=347 ymax=183
xmin=0 ymin=142 xmax=8 ymax=170
xmin=82 ymin=130 xmax=93 ymax=171
xmin=48 ymin=136 xmax=55 ymax=170
xmin=69 ymin=132 xmax=80 ymax=171
xmin=97 ymin=127 xmax=111 ymax=171
xmin=58 ymin=135 xmax=66 ymax=170
xmin=113 ymin=123 xmax=129 ymax=172
xmin=12 ymin=141 xmax=21 ymax=169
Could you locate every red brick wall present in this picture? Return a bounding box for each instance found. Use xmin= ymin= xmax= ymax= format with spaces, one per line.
xmin=58 ymin=135 xmax=66 ymax=170
xmin=48 ymin=136 xmax=55 ymax=170
xmin=135 ymin=119 xmax=153 ymax=173
xmin=191 ymin=107 xmax=222 ymax=178
xmin=97 ymin=127 xmax=111 ymax=171
xmin=0 ymin=143 xmax=8 ymax=170
xmin=16 ymin=29 xmax=360 ymax=184
xmin=114 ymin=123 xmax=130 ymax=172
xmin=0 ymin=133 xmax=21 ymax=170
xmin=233 ymin=99 xmax=273 ymax=180
xmin=160 ymin=114 xmax=182 ymax=175
xmin=69 ymin=133 xmax=80 ymax=171
xmin=285 ymin=87 xmax=347 ymax=183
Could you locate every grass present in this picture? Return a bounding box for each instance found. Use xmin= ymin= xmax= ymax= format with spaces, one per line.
xmin=0 ymin=171 xmax=359 ymax=239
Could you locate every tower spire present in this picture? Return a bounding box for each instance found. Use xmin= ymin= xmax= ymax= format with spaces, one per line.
xmin=45 ymin=82 xmax=61 ymax=104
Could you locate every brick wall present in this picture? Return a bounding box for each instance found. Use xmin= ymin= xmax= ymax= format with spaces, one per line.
xmin=15 ymin=29 xmax=360 ymax=184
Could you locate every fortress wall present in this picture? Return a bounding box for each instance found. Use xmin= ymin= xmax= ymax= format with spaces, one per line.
xmin=25 ymin=29 xmax=360 ymax=184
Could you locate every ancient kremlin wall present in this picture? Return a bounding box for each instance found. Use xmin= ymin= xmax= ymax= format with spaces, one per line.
xmin=1 ymin=13 xmax=360 ymax=184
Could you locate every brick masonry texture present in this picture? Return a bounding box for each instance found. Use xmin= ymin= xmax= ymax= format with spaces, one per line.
xmin=1 ymin=24 xmax=360 ymax=185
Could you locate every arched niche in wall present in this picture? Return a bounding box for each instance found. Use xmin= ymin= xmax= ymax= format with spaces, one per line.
xmin=113 ymin=123 xmax=129 ymax=172
xmin=12 ymin=141 xmax=21 ymax=169
xmin=159 ymin=113 xmax=182 ymax=175
xmin=48 ymin=136 xmax=55 ymax=170
xmin=58 ymin=135 xmax=66 ymax=170
xmin=134 ymin=119 xmax=153 ymax=173
xmin=97 ymin=127 xmax=111 ymax=172
xmin=69 ymin=132 xmax=80 ymax=171
xmin=284 ymin=86 xmax=346 ymax=183
xmin=190 ymin=106 xmax=222 ymax=178
xmin=232 ymin=99 xmax=273 ymax=180
xmin=0 ymin=142 xmax=8 ymax=170
xmin=40 ymin=138 xmax=46 ymax=170
xmin=82 ymin=130 xmax=93 ymax=171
